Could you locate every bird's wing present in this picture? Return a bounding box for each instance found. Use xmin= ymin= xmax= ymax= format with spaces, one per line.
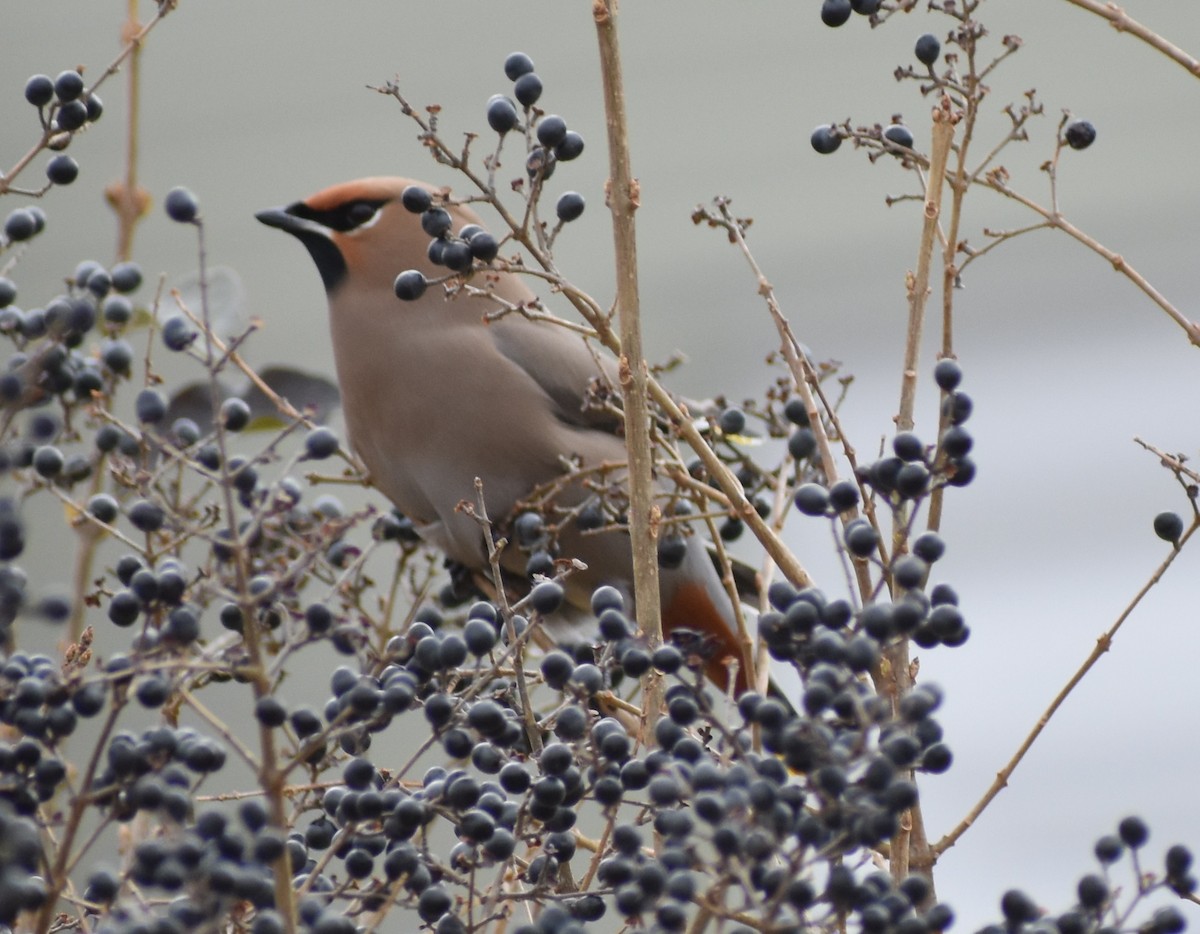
xmin=479 ymin=272 xmax=623 ymax=433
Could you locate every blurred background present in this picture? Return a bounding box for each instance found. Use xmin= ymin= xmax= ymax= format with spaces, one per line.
xmin=2 ymin=1 xmax=1198 ymax=926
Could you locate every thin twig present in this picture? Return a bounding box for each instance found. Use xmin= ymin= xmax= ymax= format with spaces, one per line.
xmin=1060 ymin=0 xmax=1200 ymax=78
xmin=936 ymin=490 xmax=1198 ymax=855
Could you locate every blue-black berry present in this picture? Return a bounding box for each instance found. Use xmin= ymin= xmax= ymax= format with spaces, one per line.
xmin=164 ymin=187 xmax=199 ymax=223
xmin=304 ymin=426 xmax=339 ymax=460
xmin=1064 ymin=120 xmax=1096 ymax=151
xmin=24 ymin=74 xmax=54 ymax=107
xmin=811 ymin=125 xmax=842 ymax=154
xmin=54 ymin=70 xmax=85 ymax=102
xmin=486 ymin=96 xmax=519 ymax=135
xmin=821 ymin=0 xmax=852 ymax=26
xmin=46 ymin=154 xmax=79 ymax=186
xmin=556 ymin=132 xmax=585 ymax=162
xmin=915 ymin=34 xmax=941 ymax=66
xmin=933 ymin=358 xmax=962 ymax=391
xmin=884 ymin=124 xmax=915 ymax=150
xmin=394 ymin=270 xmax=428 ymax=302
xmin=504 ymin=52 xmax=535 ymax=81
xmin=556 ymin=192 xmax=585 ymax=223
xmin=421 ymin=208 xmax=452 ymax=239
xmin=5 ymin=209 xmax=39 ymax=242
xmin=1153 ymin=511 xmax=1184 ymax=544
xmin=401 ymin=186 xmax=432 ymax=214
xmin=514 ymin=73 xmax=543 ymax=107
xmin=537 ymin=116 xmax=568 ymax=149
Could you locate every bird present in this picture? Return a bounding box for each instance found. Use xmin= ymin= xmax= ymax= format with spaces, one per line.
xmin=256 ymin=176 xmax=757 ymax=693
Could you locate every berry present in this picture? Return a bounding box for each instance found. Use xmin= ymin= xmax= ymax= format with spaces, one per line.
xmin=1166 ymin=844 xmax=1193 ymax=878
xmin=394 ymin=270 xmax=427 ymax=301
xmin=912 ymin=531 xmax=945 ymax=563
xmin=526 ymin=147 xmax=556 ymax=181
xmin=55 ymin=100 xmax=88 ymax=131
xmin=136 ymin=676 xmax=170 ymax=708
xmin=537 ymin=115 xmax=568 ymax=149
xmin=161 ymin=316 xmax=197 ymax=351
xmin=821 ymin=0 xmax=852 ymax=27
xmin=0 ymin=278 xmax=15 ymax=307
xmin=53 ymin=70 xmax=85 ymax=102
xmin=5 ymin=209 xmax=39 ymax=242
xmin=555 ymin=131 xmax=585 ymax=161
xmin=32 ymin=446 xmax=64 ymax=478
xmin=794 ymin=484 xmax=830 ymax=517
xmin=1117 ymin=815 xmax=1148 ymax=848
xmin=884 ymin=124 xmax=915 ymax=149
xmin=915 ymin=34 xmax=941 ymax=66
xmin=87 ymin=494 xmax=119 ymax=523
xmin=845 ymin=520 xmax=879 ymax=558
xmin=463 ymin=617 xmax=497 ymax=656
xmin=304 ymin=426 xmax=339 ymax=460
xmin=1150 ymin=908 xmax=1187 ymax=934
xmin=504 ymin=52 xmax=535 ymax=81
xmin=530 ymin=578 xmax=561 ymax=614
xmin=893 ymin=432 xmax=924 ymax=461
xmin=46 ymin=154 xmax=79 ymax=186
xmin=851 ymin=0 xmax=882 ymax=12
xmin=401 ymin=186 xmax=432 ymax=214
xmin=110 ymin=261 xmax=143 ymax=293
xmin=828 ymin=480 xmax=860 ymax=512
xmin=514 ymin=73 xmax=543 ymax=107
xmin=486 ymin=96 xmax=519 ymax=134
xmin=467 ymin=231 xmax=498 ymax=262
xmin=127 ymin=499 xmax=165 ymax=533
xmin=135 ymin=388 xmax=168 ymax=424
xmin=657 ymin=536 xmax=687 ymax=570
xmin=421 ymin=207 xmax=452 ymax=238
xmin=784 ymin=400 xmax=810 ymax=428
xmin=1000 ymin=890 xmax=1039 ymax=925
xmin=893 ymin=555 xmax=927 ymax=590
xmin=934 ymin=359 xmax=962 ymax=391
xmin=164 ymin=187 xmax=199 ymax=223
xmin=24 ymin=75 xmax=54 ymax=107
xmin=1153 ymin=511 xmax=1184 ymax=544
xmin=943 ymin=391 xmax=973 ymax=424
xmin=1065 ymin=120 xmax=1097 ymax=151
xmin=1094 ymin=834 xmax=1123 ymax=863
xmin=712 ymin=406 xmax=744 ymax=436
xmin=1077 ymin=874 xmax=1108 ymax=910
xmin=788 ymin=427 xmax=817 ymax=460
xmin=940 ymin=426 xmax=972 ymax=458
xmin=221 ymin=397 xmax=251 ymax=431
xmin=811 ymin=124 xmax=842 ymax=154
xmin=556 ymin=191 xmax=585 ymax=223
xmin=102 ymin=295 xmax=133 ymax=325
xmin=441 ymin=240 xmax=473 ymax=272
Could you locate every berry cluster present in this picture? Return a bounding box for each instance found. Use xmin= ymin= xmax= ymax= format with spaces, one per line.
xmin=976 ymin=819 xmax=1192 ymax=934
xmin=393 ymin=52 xmax=587 ymax=304
xmin=820 ymin=0 xmax=883 ymax=28
xmin=19 ymin=69 xmax=103 ymax=197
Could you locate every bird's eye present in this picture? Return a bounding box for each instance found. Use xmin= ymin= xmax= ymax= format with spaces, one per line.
xmin=346 ymin=201 xmax=381 ymax=230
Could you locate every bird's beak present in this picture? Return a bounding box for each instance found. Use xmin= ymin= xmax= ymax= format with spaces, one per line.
xmin=255 ymin=203 xmax=319 ymax=237
xmin=256 ymin=203 xmax=346 ymax=292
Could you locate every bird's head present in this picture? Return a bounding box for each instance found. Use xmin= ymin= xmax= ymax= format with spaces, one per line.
xmin=256 ymin=177 xmax=479 ymax=295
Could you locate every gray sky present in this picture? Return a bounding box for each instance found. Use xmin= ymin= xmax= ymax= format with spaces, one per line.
xmin=3 ymin=2 xmax=1199 ymax=927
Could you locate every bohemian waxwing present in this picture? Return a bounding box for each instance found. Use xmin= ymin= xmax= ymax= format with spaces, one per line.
xmin=257 ymin=177 xmax=755 ymax=692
